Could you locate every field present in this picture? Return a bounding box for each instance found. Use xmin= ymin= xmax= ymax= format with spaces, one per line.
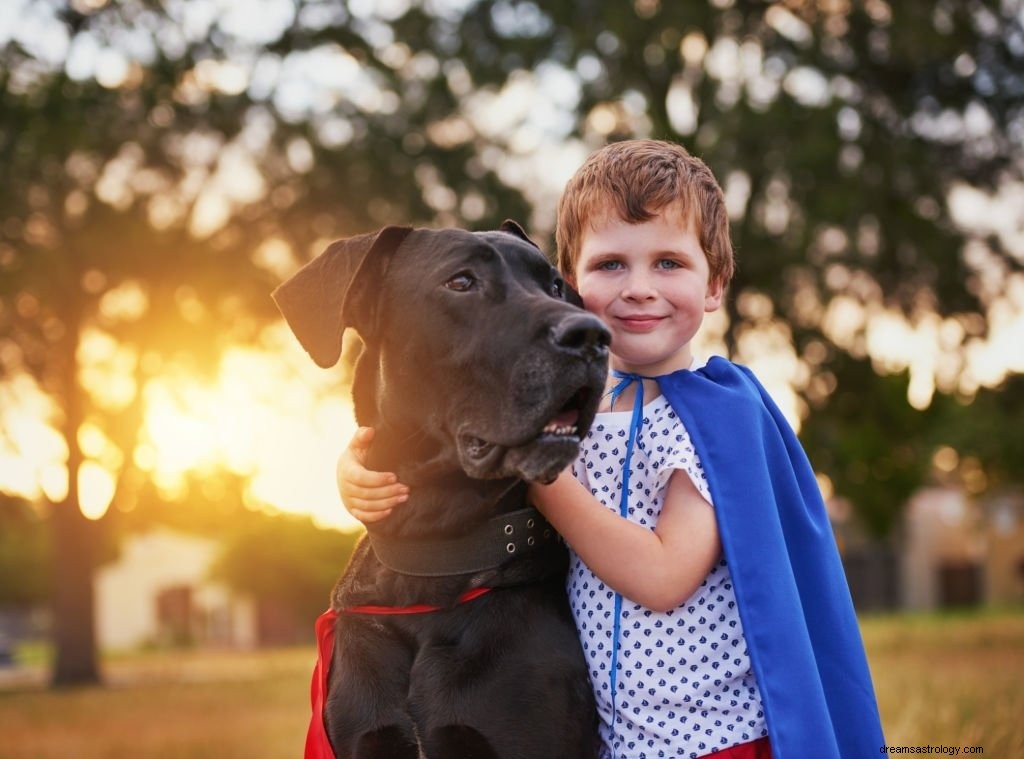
xmin=0 ymin=610 xmax=1021 ymax=758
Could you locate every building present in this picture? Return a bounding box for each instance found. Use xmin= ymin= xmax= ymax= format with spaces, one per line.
xmin=95 ymin=527 xmax=258 ymax=651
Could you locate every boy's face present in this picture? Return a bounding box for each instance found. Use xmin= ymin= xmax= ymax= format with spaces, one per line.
xmin=573 ymin=203 xmax=723 ymax=377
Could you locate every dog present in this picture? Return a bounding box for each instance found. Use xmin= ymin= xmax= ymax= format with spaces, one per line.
xmin=273 ymin=221 xmax=609 ymax=759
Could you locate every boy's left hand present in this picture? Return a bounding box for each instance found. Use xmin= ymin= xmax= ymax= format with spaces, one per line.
xmin=337 ymin=427 xmax=409 ymax=523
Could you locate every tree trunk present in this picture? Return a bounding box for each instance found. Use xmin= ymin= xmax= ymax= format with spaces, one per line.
xmin=49 ymin=291 xmax=101 ymax=687
xmin=50 ymin=494 xmax=100 ymax=686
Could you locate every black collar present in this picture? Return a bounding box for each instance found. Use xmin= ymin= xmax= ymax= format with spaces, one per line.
xmin=367 ymin=507 xmax=559 ymax=577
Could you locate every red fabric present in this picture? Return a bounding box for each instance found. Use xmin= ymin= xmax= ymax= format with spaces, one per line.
xmin=304 ymin=609 xmax=338 ymax=759
xmin=700 ymin=737 xmax=772 ymax=759
xmin=303 ymin=589 xmax=492 ymax=758
xmin=305 ymin=602 xmax=769 ymax=759
xmin=344 ymin=586 xmax=492 ymax=615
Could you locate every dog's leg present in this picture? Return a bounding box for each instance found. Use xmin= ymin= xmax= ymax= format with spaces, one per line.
xmin=420 ymin=726 xmax=499 ymax=759
xmin=325 ymin=618 xmax=421 ymax=759
xmin=351 ymin=726 xmax=420 ymax=759
xmin=407 ymin=591 xmax=599 ymax=759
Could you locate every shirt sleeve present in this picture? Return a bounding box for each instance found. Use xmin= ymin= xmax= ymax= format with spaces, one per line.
xmin=647 ymin=408 xmax=714 ymax=507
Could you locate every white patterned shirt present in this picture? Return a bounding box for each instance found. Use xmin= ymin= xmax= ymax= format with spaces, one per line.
xmin=567 ymin=391 xmax=768 ymax=758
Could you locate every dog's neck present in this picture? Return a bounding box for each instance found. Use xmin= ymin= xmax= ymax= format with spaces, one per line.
xmin=362 ymin=422 xmax=528 ymax=541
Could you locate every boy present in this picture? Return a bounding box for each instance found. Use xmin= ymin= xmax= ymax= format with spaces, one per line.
xmin=339 ymin=139 xmax=885 ymax=758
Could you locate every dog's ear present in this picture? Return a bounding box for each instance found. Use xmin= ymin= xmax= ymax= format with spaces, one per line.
xmin=500 ymin=219 xmax=582 ymax=306
xmin=272 ymin=226 xmax=413 ymax=367
xmin=499 ymin=219 xmax=540 ymax=249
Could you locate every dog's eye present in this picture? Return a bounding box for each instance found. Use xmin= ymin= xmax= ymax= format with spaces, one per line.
xmin=550 ymin=278 xmax=566 ymax=299
xmin=444 ymin=273 xmax=476 ymax=292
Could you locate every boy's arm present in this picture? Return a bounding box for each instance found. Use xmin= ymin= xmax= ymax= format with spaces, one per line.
xmin=530 ymin=469 xmax=720 ymax=612
xmin=337 ymin=427 xmax=409 ymax=523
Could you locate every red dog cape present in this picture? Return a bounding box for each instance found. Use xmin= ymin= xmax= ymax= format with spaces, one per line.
xmin=658 ymin=357 xmax=885 ymax=758
xmin=305 ymin=609 xmax=337 ymax=759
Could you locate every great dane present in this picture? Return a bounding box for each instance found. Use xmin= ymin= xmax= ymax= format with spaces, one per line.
xmin=273 ymin=221 xmax=608 ymax=759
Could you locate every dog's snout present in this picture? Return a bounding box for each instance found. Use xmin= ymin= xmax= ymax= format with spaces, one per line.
xmin=552 ymin=313 xmax=611 ymax=357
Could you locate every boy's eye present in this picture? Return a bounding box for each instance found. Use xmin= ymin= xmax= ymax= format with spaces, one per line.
xmin=656 ymin=259 xmax=682 ymax=270
xmin=444 ymin=272 xmax=477 ymax=291
xmin=597 ymin=260 xmax=623 ymax=271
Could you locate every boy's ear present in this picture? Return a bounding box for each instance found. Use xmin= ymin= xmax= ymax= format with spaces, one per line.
xmin=704 ymin=277 xmax=726 ymax=312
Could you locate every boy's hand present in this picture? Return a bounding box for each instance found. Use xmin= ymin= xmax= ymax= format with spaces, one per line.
xmin=337 ymin=427 xmax=409 ymax=523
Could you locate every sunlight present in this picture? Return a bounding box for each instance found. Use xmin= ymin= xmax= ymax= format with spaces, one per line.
xmin=135 ymin=342 xmax=360 ymax=529
xmin=79 ymin=461 xmax=116 ymax=520
xmin=0 ymin=376 xmax=66 ymax=501
xmin=140 ymin=379 xmax=224 ymax=483
xmin=0 ymin=330 xmax=361 ymax=529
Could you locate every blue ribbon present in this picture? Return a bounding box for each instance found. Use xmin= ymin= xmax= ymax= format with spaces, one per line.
xmin=605 ymin=369 xmax=654 ymax=753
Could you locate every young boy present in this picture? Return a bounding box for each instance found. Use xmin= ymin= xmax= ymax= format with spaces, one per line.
xmin=338 ymin=139 xmax=885 ymax=758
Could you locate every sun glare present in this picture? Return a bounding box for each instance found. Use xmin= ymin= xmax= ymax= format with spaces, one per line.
xmin=135 ymin=344 xmax=360 ymax=529
xmin=0 ymin=333 xmax=361 ymax=530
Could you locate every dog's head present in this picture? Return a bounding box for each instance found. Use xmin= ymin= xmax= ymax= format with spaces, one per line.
xmin=273 ymin=221 xmax=609 ymax=485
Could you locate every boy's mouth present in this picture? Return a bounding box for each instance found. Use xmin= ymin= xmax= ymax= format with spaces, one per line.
xmin=617 ymin=314 xmax=663 ymax=331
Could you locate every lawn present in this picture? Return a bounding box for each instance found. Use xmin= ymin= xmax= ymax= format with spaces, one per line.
xmin=0 ymin=647 xmax=312 ymax=758
xmin=860 ymin=609 xmax=1024 ymax=754
xmin=0 ymin=610 xmax=1021 ymax=758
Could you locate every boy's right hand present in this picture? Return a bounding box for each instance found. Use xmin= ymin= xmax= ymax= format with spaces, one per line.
xmin=337 ymin=427 xmax=409 ymax=524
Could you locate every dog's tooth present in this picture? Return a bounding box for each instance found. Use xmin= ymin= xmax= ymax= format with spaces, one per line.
xmin=540 ymin=423 xmax=580 ymax=437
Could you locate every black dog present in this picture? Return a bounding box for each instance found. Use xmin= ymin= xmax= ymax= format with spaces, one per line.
xmin=273 ymin=221 xmax=608 ymax=759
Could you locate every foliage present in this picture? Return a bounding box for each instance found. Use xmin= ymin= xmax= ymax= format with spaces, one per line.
xmin=210 ymin=513 xmax=360 ymax=624
xmin=930 ymin=373 xmax=1024 ymax=493
xmin=0 ymin=497 xmax=52 ymax=606
xmin=802 ymin=361 xmax=932 ymax=537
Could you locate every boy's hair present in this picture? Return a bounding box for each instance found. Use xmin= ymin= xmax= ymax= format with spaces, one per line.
xmin=556 ymin=139 xmax=735 ymax=288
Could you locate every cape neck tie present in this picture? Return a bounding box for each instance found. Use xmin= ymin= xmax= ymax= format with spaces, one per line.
xmin=605 ymin=369 xmax=655 ymax=751
xmin=606 ymin=370 xmax=655 ymax=518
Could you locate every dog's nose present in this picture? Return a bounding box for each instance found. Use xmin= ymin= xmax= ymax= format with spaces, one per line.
xmin=552 ymin=313 xmax=611 ymax=357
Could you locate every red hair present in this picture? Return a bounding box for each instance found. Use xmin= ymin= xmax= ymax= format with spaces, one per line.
xmin=556 ymin=139 xmax=734 ymax=289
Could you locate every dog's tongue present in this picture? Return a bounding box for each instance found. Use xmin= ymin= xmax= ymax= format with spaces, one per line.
xmin=554 ymin=408 xmax=579 ymax=426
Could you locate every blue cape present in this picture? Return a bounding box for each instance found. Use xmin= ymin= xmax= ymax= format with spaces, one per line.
xmin=657 ymin=358 xmax=885 ymax=758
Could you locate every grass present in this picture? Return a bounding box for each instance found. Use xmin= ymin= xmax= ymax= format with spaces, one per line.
xmin=0 ymin=610 xmax=1021 ymax=758
xmin=0 ymin=647 xmax=312 ymax=759
xmin=861 ymin=609 xmax=1024 ymax=754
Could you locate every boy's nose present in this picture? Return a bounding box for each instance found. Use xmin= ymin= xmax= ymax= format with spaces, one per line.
xmin=621 ymin=271 xmax=657 ymax=300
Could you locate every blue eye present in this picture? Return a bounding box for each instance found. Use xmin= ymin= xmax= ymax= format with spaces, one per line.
xmin=656 ymin=259 xmax=682 ymax=270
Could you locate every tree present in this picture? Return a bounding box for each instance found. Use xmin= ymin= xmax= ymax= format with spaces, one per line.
xmin=1 ymin=3 xmax=280 ymax=685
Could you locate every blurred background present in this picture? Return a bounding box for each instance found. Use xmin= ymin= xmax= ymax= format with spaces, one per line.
xmin=0 ymin=0 xmax=1022 ymax=756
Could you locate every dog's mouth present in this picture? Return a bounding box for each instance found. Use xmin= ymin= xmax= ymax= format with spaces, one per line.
xmin=539 ymin=386 xmax=592 ymax=439
xmin=458 ymin=386 xmax=595 ymax=480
